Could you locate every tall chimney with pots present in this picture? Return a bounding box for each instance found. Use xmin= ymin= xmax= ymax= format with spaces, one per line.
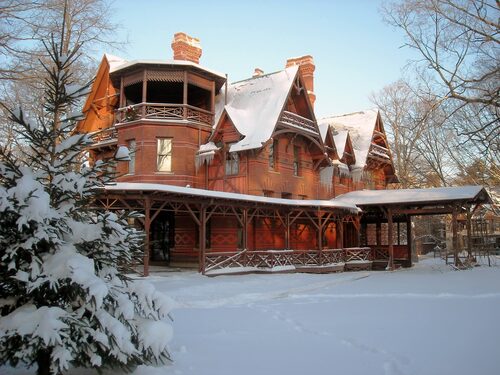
xmin=286 ymin=55 xmax=316 ymax=108
xmin=171 ymin=32 xmax=202 ymax=64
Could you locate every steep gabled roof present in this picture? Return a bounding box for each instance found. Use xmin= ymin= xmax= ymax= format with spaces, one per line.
xmin=319 ymin=109 xmax=379 ymax=169
xmin=104 ymin=53 xmax=127 ymax=72
xmin=213 ymin=66 xmax=299 ymax=153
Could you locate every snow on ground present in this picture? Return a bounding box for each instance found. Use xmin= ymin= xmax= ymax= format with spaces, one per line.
xmin=3 ymin=256 xmax=500 ymax=375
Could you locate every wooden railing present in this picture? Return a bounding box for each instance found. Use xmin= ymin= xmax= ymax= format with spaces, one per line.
xmin=371 ymin=247 xmax=389 ymax=260
xmin=279 ymin=111 xmax=317 ymax=133
xmin=293 ymin=249 xmax=345 ymax=266
xmin=205 ymin=248 xmax=349 ymax=274
xmin=116 ymin=103 xmax=213 ymax=126
xmin=344 ymin=247 xmax=372 ymax=262
xmin=89 ymin=127 xmax=118 ymax=146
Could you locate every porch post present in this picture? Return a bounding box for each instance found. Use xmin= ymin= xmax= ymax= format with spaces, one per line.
xmin=317 ymin=212 xmax=323 ymax=251
xmin=183 ymin=71 xmax=188 ymax=120
xmin=466 ymin=206 xmax=473 ymax=259
xmin=387 ymin=207 xmax=394 ymax=270
xmin=406 ymin=215 xmax=412 ymax=267
xmin=143 ymin=197 xmax=151 ymax=277
xmin=243 ymin=208 xmax=248 ymax=250
xmin=199 ymin=205 xmax=207 ymax=274
xmin=142 ymin=70 xmax=147 ymax=117
xmin=285 ymin=212 xmax=290 ymax=249
xmin=452 ymin=207 xmax=459 ymax=266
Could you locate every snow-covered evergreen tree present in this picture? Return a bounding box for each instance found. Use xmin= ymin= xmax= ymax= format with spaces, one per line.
xmin=0 ymin=15 xmax=173 ymax=375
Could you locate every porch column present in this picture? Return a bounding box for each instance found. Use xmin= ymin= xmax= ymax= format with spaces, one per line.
xmin=452 ymin=207 xmax=459 ymax=266
xmin=199 ymin=205 xmax=207 ymax=274
xmin=119 ymin=76 xmax=125 ymax=108
xmin=317 ymin=213 xmax=323 ymax=251
xmin=142 ymin=70 xmax=148 ymax=117
xmin=285 ymin=213 xmax=290 ymax=249
xmin=387 ymin=208 xmax=394 ymax=270
xmin=183 ymin=71 xmax=188 ymax=120
xmin=466 ymin=206 xmax=472 ymax=259
xmin=143 ymin=197 xmax=151 ymax=277
xmin=406 ymin=215 xmax=412 ymax=267
xmin=243 ymin=208 xmax=248 ymax=250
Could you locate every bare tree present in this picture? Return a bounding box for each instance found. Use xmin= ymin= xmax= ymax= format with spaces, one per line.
xmin=0 ymin=0 xmax=125 ymax=149
xmin=381 ymin=0 xmax=500 ymax=149
xmin=0 ymin=0 xmax=124 ymax=82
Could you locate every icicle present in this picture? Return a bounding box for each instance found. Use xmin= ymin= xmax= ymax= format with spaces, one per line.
xmin=196 ymin=142 xmax=220 ymax=171
xmin=351 ymin=166 xmax=364 ymax=183
xmin=320 ymin=166 xmax=334 ymax=188
xmin=195 ymin=151 xmax=216 ymax=171
xmin=338 ymin=163 xmax=350 ymax=178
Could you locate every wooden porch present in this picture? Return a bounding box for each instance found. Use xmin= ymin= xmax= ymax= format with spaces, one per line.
xmin=96 ymin=183 xmax=361 ymax=276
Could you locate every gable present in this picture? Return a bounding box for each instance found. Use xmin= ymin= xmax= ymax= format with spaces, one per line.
xmin=77 ymin=55 xmax=121 ymax=134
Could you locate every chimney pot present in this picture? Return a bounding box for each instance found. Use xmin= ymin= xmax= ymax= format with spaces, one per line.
xmin=171 ymin=32 xmax=202 ymax=64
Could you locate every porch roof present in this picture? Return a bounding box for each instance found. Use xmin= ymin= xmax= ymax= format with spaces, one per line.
xmin=335 ymin=186 xmax=491 ymax=207
xmin=104 ymin=182 xmax=360 ymax=213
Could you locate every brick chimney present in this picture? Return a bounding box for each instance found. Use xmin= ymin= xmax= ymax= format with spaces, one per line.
xmin=286 ymin=55 xmax=316 ymax=108
xmin=171 ymin=32 xmax=202 ymax=64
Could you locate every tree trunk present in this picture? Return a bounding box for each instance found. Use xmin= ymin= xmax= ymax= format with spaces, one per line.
xmin=36 ymin=348 xmax=52 ymax=375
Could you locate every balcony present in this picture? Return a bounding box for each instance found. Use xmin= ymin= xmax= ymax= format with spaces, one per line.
xmin=115 ymin=102 xmax=214 ymax=127
xmin=89 ymin=127 xmax=117 ymax=149
xmin=278 ymin=110 xmax=317 ymax=134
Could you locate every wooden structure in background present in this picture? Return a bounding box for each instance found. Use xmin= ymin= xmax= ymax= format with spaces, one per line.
xmin=336 ymin=186 xmax=492 ymax=269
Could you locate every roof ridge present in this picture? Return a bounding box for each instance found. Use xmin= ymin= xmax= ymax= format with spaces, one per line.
xmin=230 ymin=66 xmax=297 ymax=85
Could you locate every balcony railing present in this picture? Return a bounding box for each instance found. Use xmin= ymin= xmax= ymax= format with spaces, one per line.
xmin=279 ymin=110 xmax=317 ymax=133
xmin=89 ymin=127 xmax=117 ymax=147
xmin=116 ymin=102 xmax=213 ymax=126
xmin=369 ymin=143 xmax=391 ymax=160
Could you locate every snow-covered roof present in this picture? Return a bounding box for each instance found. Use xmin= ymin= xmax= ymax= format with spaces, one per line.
xmin=104 ymin=54 xmax=127 ymax=72
xmin=104 ymin=182 xmax=359 ymax=213
xmin=332 ymin=129 xmax=349 ymax=159
xmin=335 ymin=186 xmax=490 ymax=206
xmin=319 ymin=109 xmax=379 ymax=168
xmin=214 ymin=66 xmax=299 ymax=153
xmin=108 ymin=58 xmax=225 ymax=78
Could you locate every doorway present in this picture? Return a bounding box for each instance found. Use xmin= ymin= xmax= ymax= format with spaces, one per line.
xmin=150 ymin=211 xmax=175 ymax=264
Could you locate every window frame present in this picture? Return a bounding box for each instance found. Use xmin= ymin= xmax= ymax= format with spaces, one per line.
xmin=157 ymin=138 xmax=173 ymax=172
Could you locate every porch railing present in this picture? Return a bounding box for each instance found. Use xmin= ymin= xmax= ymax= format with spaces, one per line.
xmin=116 ymin=102 xmax=213 ymax=126
xmin=344 ymin=247 xmax=372 ymax=262
xmin=205 ymin=248 xmax=352 ymax=274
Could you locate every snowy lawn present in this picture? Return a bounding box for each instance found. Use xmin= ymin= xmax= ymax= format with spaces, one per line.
xmin=4 ymin=257 xmax=500 ymax=375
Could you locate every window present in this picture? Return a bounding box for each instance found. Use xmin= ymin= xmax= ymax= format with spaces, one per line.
xmin=269 ymin=139 xmax=278 ymax=170
xmin=128 ymin=139 xmax=136 ymax=174
xmin=281 ymin=192 xmax=292 ymax=199
xmin=157 ymin=138 xmax=172 ymax=172
xmin=293 ymin=146 xmax=300 ymax=176
xmin=225 ymin=150 xmax=239 ymax=176
xmin=263 ymin=190 xmax=274 ymax=197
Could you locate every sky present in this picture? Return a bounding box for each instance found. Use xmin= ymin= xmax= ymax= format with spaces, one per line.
xmin=109 ymin=0 xmax=417 ymax=119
